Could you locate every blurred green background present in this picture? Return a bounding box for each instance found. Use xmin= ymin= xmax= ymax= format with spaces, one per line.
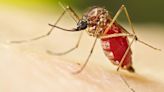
xmin=0 ymin=0 xmax=164 ymax=24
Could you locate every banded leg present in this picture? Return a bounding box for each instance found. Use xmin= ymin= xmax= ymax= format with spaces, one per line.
xmin=9 ymin=3 xmax=79 ymax=43
xmin=73 ymin=38 xmax=98 ymax=74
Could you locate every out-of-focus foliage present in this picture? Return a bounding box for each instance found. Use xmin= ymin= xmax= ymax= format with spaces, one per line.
xmin=1 ymin=0 xmax=164 ymax=23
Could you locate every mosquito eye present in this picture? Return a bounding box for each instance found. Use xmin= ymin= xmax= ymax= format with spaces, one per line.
xmin=76 ymin=20 xmax=88 ymax=31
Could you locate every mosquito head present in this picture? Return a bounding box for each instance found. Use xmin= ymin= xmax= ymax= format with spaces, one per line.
xmin=76 ymin=18 xmax=88 ymax=31
xmin=82 ymin=6 xmax=109 ymax=37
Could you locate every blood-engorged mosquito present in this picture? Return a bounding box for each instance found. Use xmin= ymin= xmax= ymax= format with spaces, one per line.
xmin=10 ymin=3 xmax=160 ymax=73
xmin=9 ymin=3 xmax=161 ymax=92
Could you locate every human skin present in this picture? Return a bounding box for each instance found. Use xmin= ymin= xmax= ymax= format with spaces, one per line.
xmin=0 ymin=42 xmax=164 ymax=92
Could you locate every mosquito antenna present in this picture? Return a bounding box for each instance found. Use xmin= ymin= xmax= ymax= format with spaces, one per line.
xmin=48 ymin=24 xmax=79 ymax=32
xmin=137 ymin=39 xmax=161 ymax=51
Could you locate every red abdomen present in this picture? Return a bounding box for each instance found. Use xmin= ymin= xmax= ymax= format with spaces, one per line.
xmin=101 ymin=24 xmax=132 ymax=68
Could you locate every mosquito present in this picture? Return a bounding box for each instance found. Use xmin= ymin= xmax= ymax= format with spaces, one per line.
xmin=10 ymin=3 xmax=160 ymax=73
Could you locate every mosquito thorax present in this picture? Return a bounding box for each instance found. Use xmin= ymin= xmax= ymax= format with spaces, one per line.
xmin=83 ymin=7 xmax=110 ymax=37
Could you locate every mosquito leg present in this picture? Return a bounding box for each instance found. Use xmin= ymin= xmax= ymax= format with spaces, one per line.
xmin=116 ymin=37 xmax=136 ymax=92
xmin=103 ymin=5 xmax=134 ymax=35
xmin=121 ymin=5 xmax=135 ymax=34
xmin=116 ymin=35 xmax=136 ymax=92
xmin=100 ymin=32 xmax=136 ymax=72
xmin=103 ymin=5 xmax=125 ymax=34
xmin=58 ymin=2 xmax=80 ymax=21
xmin=9 ymin=2 xmax=79 ymax=44
xmin=137 ymin=39 xmax=161 ymax=51
xmin=101 ymin=29 xmax=136 ymax=91
xmin=9 ymin=10 xmax=67 ymax=43
xmin=100 ymin=33 xmax=134 ymax=39
xmin=119 ymin=74 xmax=135 ymax=92
xmin=99 ymin=5 xmax=136 ymax=92
xmin=46 ymin=3 xmax=85 ymax=56
xmin=104 ymin=5 xmax=161 ymax=51
xmin=47 ymin=31 xmax=83 ymax=56
xmin=121 ymin=5 xmax=161 ymax=51
xmin=117 ymin=36 xmax=136 ymax=71
xmin=73 ymin=38 xmax=97 ymax=74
